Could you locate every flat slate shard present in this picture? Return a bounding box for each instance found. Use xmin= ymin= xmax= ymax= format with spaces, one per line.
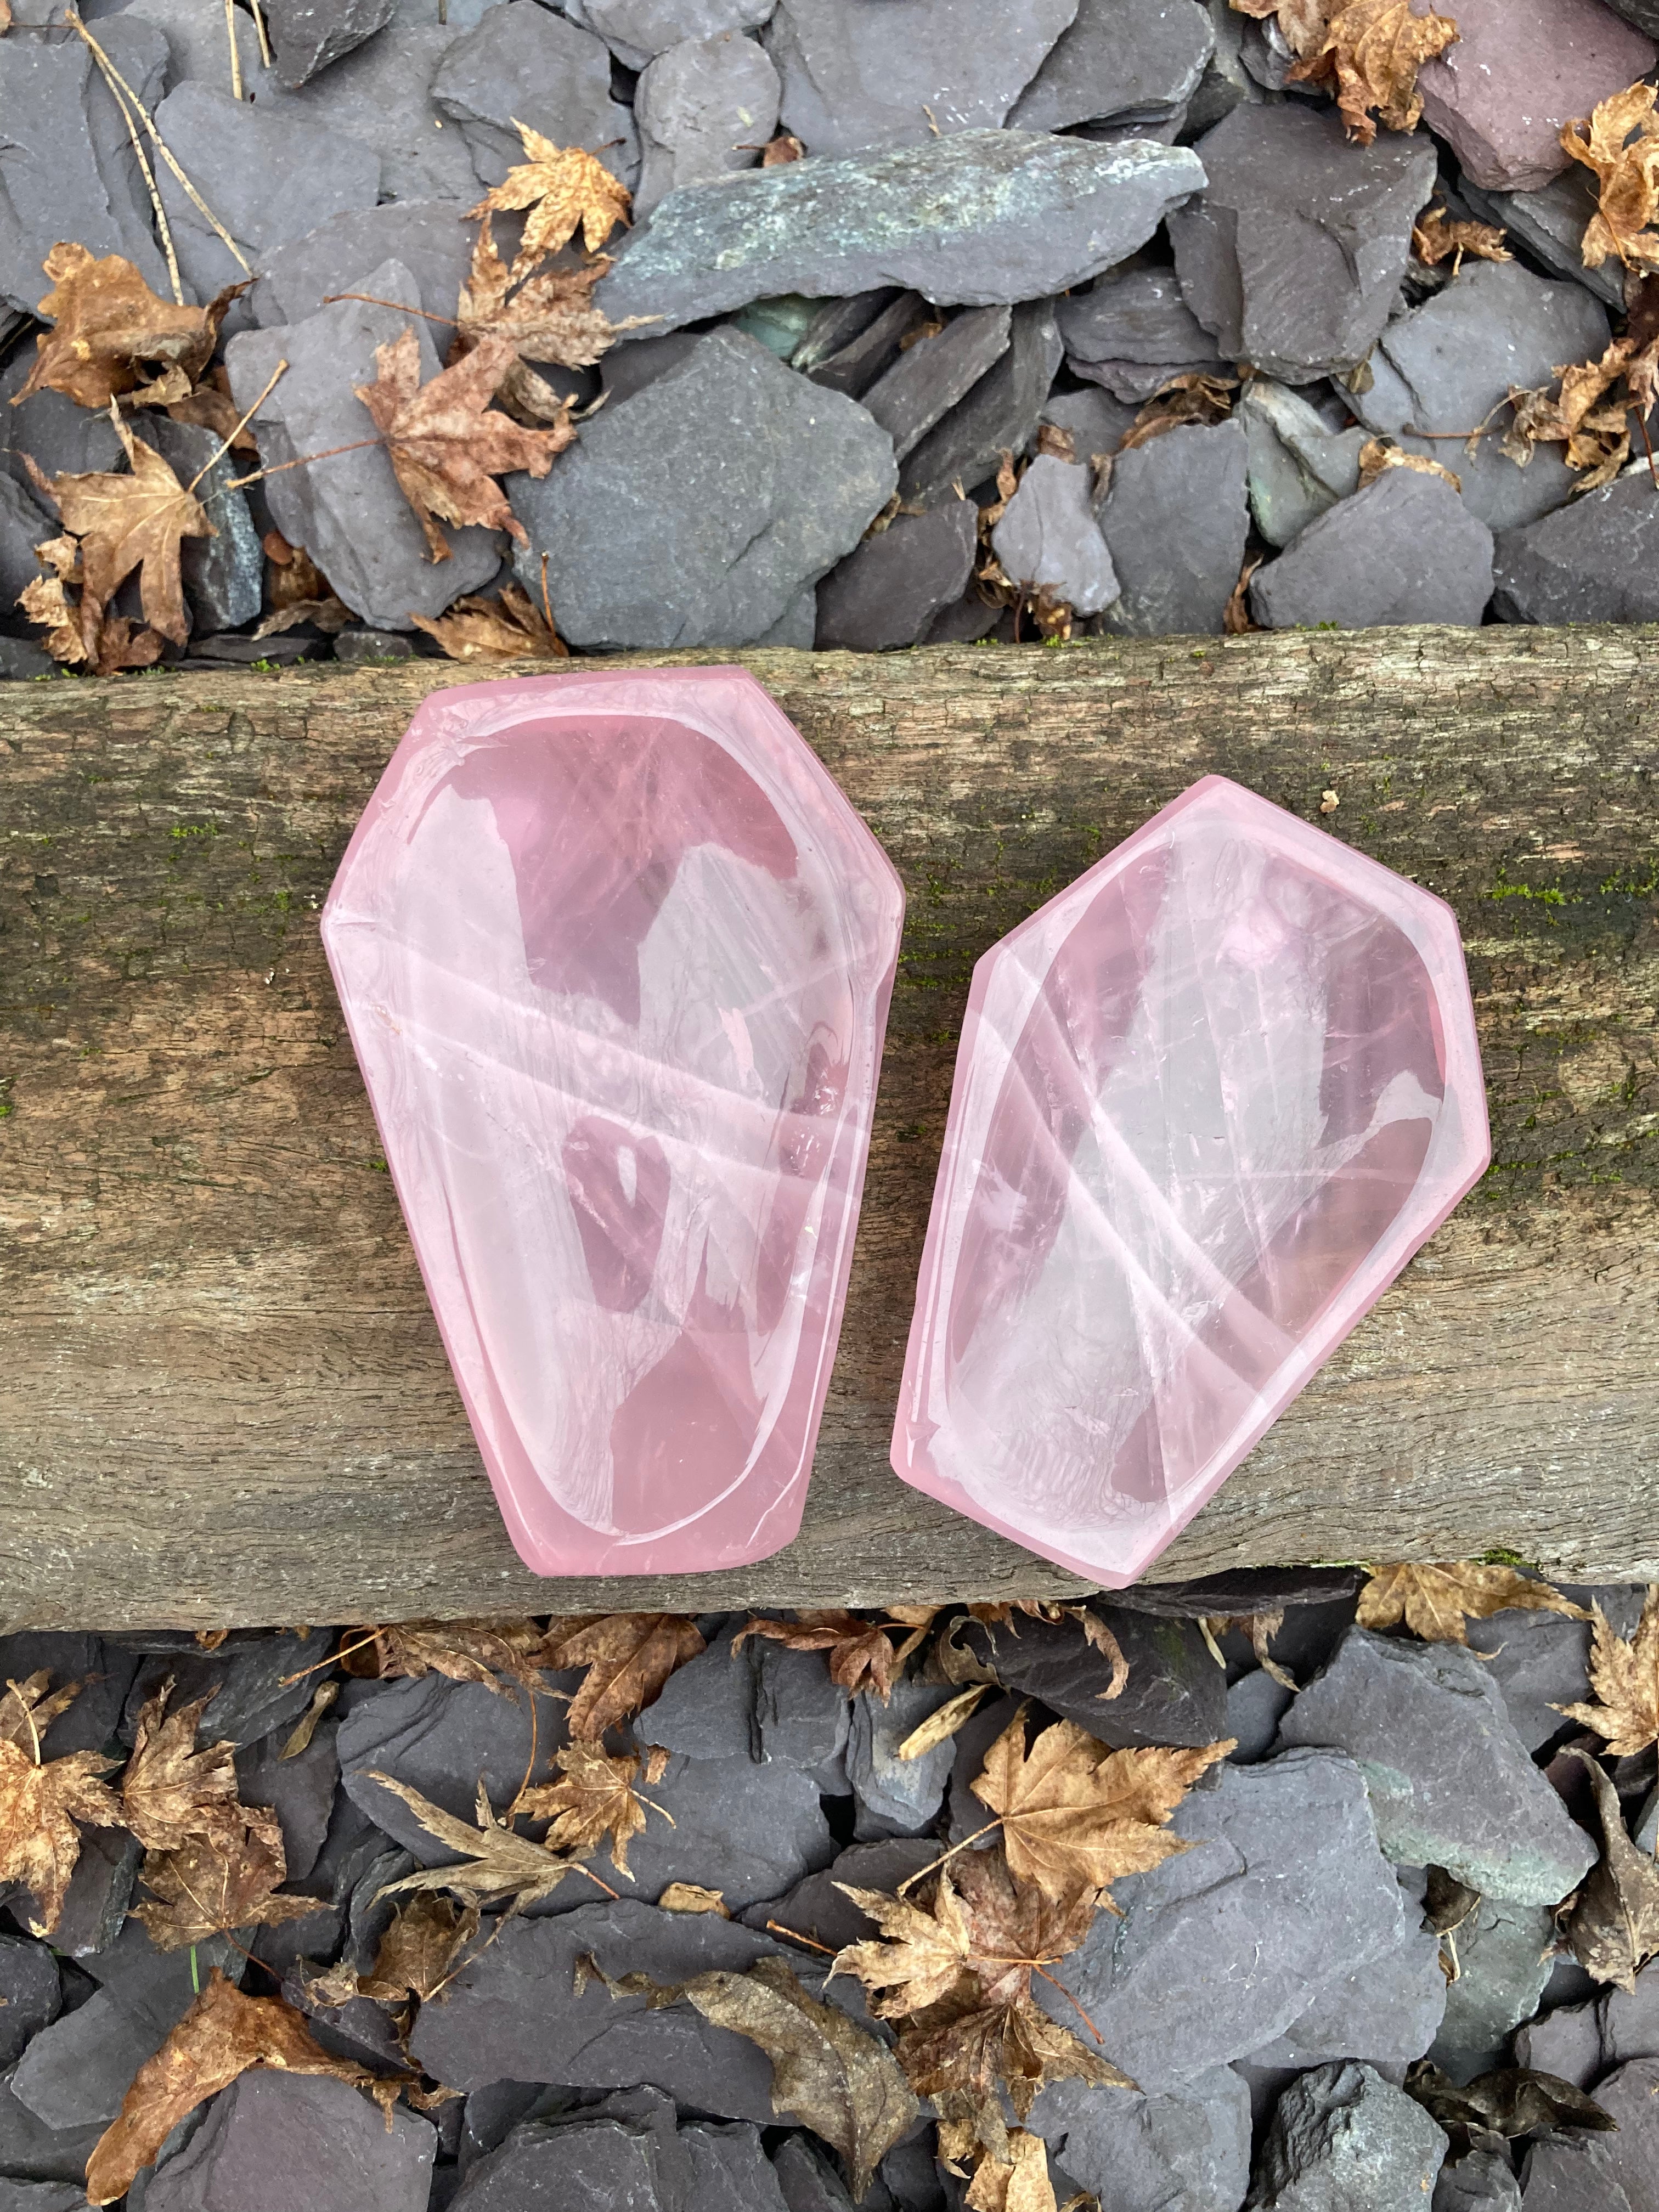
xmin=337 ymin=1674 xmax=568 ymax=1863
xmin=1247 ymin=1895 xmax=1448 ymax=2070
xmin=1009 ymin=0 xmax=1214 ymax=130
xmin=144 ymin=2072 xmax=435 ymax=2212
xmin=845 ymin=1679 xmax=963 ymax=1838
xmin=250 ymin=25 xmax=481 ymax=204
xmin=1 ymin=478 xmax=48 ymax=619
xmin=510 ymin=330 xmax=898 ymax=652
xmin=1462 ymin=1607 xmax=1594 ymax=1756
xmin=1058 ymin=265 xmax=1223 ymax=403
xmin=958 ymin=1606 xmax=1227 ymax=1749
xmin=0 ymin=1943 xmax=59 ymax=2072
xmin=431 ymin=2 xmax=640 ymax=190
xmin=635 ymin=32 xmax=783 ymax=216
xmin=570 ymin=0 xmax=777 ymax=71
xmin=1493 ymin=472 xmax=1659 ymax=624
xmin=1435 ymin=2149 xmax=1522 ymax=2211
xmin=892 ymin=771 xmax=1487 ymax=1585
xmin=127 ymin=0 xmax=268 ymax=89
xmin=1238 ymin=380 xmax=1366 ymax=549
xmin=1430 ymin=1897 xmax=1557 ymax=2079
xmin=572 ymin=1747 xmax=837 ymax=1906
xmin=860 ymin=307 xmax=1013 ymax=460
xmin=0 ymin=2070 xmax=106 ymax=2190
xmin=596 ymin=130 xmax=1205 ymax=334
xmin=323 ymin=663 xmax=902 ymax=1575
xmin=143 ymin=419 xmax=263 ymax=637
xmin=743 ymin=1838 xmax=943 ymax=1952
xmin=1250 ymin=471 xmax=1495 ymax=632
xmin=815 ymin=500 xmax=980 ymax=651
xmin=122 ymin=1628 xmax=337 ymax=1749
xmin=1352 ymin=263 xmax=1610 ymax=532
xmin=1170 ymin=104 xmax=1437 ymax=383
xmin=451 ymin=2115 xmax=667 ymax=2211
xmin=900 ymin=298 xmax=1063 ymax=506
xmin=765 ymin=0 xmax=1081 ymax=156
xmin=1277 ymin=1628 xmax=1600 ymax=1905
xmin=1415 ymin=0 xmax=1655 ymax=194
xmin=1097 ymin=419 xmax=1247 ymax=635
xmin=1027 ymin=2068 xmax=1251 ymax=2212
xmin=225 ymin=257 xmax=501 ymax=630
xmin=1458 ymin=170 xmax=1624 ymax=309
xmin=1245 ymin=2061 xmax=1447 ymax=2211
xmin=264 ymin=0 xmax=397 ymax=87
xmin=249 ymin=201 xmax=483 ymax=329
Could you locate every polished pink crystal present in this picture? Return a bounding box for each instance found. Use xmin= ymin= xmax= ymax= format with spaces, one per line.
xmin=321 ymin=668 xmax=904 ymax=1577
xmin=892 ymin=774 xmax=1489 ymax=1586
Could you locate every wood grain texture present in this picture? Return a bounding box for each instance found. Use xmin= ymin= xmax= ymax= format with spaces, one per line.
xmin=2 ymin=630 xmax=1656 ymax=1630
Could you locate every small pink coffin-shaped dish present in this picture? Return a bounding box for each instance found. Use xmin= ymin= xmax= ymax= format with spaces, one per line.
xmin=891 ymin=774 xmax=1489 ymax=1587
xmin=323 ymin=668 xmax=905 ymax=1576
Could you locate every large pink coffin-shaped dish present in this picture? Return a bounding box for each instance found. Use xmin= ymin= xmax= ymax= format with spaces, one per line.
xmin=323 ymin=668 xmax=904 ymax=1576
xmin=892 ymin=775 xmax=1489 ymax=1586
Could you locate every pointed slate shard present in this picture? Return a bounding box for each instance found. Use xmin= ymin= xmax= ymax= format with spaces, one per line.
xmin=900 ymin=297 xmax=1063 ymax=506
xmin=1247 ymin=2062 xmax=1447 ymax=2211
xmin=860 ymin=307 xmax=1012 ymax=460
xmin=264 ymin=0 xmax=397 ymax=88
xmin=1057 ymin=264 xmax=1223 ymax=403
xmin=250 ymin=24 xmax=482 ymax=204
xmin=1008 ymin=0 xmax=1214 ymax=131
xmin=815 ymin=501 xmax=980 ymax=651
xmin=1097 ymin=419 xmax=1248 ymax=635
xmin=143 ymin=2072 xmax=435 ymax=2212
xmin=1026 ymin=2067 xmax=1251 ymax=2212
xmin=990 ymin=451 xmax=1119 ymax=615
xmin=1251 ymin=472 xmax=1494 ymax=633
xmin=1493 ymin=473 xmax=1659 ymax=625
xmin=635 ymin=32 xmax=782 ymax=216
xmin=893 ymin=774 xmax=1488 ymax=1585
xmin=1238 ymin=380 xmax=1366 ymax=549
xmin=571 ymin=0 xmax=776 ymax=72
xmin=431 ymin=2 xmax=640 ymax=190
xmin=323 ymin=666 xmax=904 ymax=1576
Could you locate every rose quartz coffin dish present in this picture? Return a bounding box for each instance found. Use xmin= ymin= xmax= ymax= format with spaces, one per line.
xmin=321 ymin=668 xmax=904 ymax=1577
xmin=892 ymin=774 xmax=1489 ymax=1587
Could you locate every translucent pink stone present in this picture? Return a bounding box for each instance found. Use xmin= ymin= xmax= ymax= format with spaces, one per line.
xmin=892 ymin=774 xmax=1489 ymax=1587
xmin=322 ymin=668 xmax=904 ymax=1577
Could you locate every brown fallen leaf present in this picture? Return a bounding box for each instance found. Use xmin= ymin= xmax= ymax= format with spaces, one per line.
xmin=255 ymin=531 xmax=352 ymax=638
xmin=454 ymin=214 xmax=631 ymax=416
xmin=611 ymin=1956 xmax=919 ymax=2197
xmin=1404 ymin=2058 xmax=1616 ymax=2143
xmin=411 ymin=581 xmax=567 ymax=662
xmin=1119 ymin=371 xmax=1236 ymax=452
xmin=133 ymin=1806 xmax=322 ymax=1950
xmin=1357 ymin=437 xmax=1462 ymax=491
xmin=515 ymin=1740 xmax=666 ymax=1877
xmin=16 ymin=242 xmax=240 ymax=411
xmin=1199 ymin=1611 xmax=1297 ymax=1691
xmin=539 ymin=1613 xmax=706 ymax=1740
xmin=963 ymin=2128 xmax=1056 ymax=2212
xmin=1223 ymin=552 xmax=1263 ymax=635
xmin=281 ymin=1683 xmax=339 ymax=1759
xmin=761 ymin=132 xmax=806 ymax=165
xmin=355 ymin=324 xmax=572 ymax=560
xmin=166 ymin=364 xmax=259 ymax=452
xmin=897 ymin=1977 xmax=1134 ymax=2120
xmin=359 ymin=1892 xmax=481 ymax=2003
xmin=898 ymin=1685 xmax=991 ymax=1763
xmin=0 ymin=1683 xmax=121 ymax=1934
xmin=1562 ymin=80 xmax=1659 ymax=269
xmin=1503 ymin=343 xmax=1635 ymax=489
xmin=1561 ymin=1745 xmax=1659 ymax=1988
xmin=1289 ymin=0 xmax=1459 ymax=144
xmin=1357 ymin=1563 xmax=1588 ymax=1646
xmin=658 ymin=1882 xmax=730 ymax=1916
xmin=1412 ymin=205 xmax=1512 ymax=270
xmin=45 ymin=411 xmax=212 ymax=646
xmin=467 ymin=123 xmax=632 ymax=280
xmin=734 ymin=1610 xmax=938 ymax=1700
xmin=16 ymin=527 xmax=165 ymax=674
xmin=970 ymin=1709 xmax=1232 ymax=1905
xmin=84 ymin=1971 xmax=392 ymax=2204
xmin=120 ymin=1680 xmax=241 ymax=1852
xmin=1555 ymin=1588 xmax=1659 ymax=1757
xmin=369 ymin=1771 xmax=584 ymax=1911
xmin=339 ymin=1617 xmax=551 ymax=1699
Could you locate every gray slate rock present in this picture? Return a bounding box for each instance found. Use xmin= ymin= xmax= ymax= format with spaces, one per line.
xmin=1352 ymin=262 xmax=1610 ymax=531
xmin=1057 ymin=263 xmax=1223 ymax=402
xmin=1009 ymin=0 xmax=1214 ymax=131
xmin=1026 ymin=2067 xmax=1251 ymax=2212
xmin=122 ymin=1628 xmax=336 ymax=1751
xmin=234 ymin=1722 xmax=340 ymax=1883
xmin=1246 ymin=2061 xmax=1447 ymax=2211
xmin=766 ymin=0 xmax=1081 ymax=156
xmin=1520 ymin=2136 xmax=1635 ymax=2211
xmin=1041 ymin=1751 xmax=1414 ymax=2094
xmin=597 ymin=129 xmax=1205 ymax=332
xmin=569 ymin=0 xmax=776 ymax=72
xmin=1098 ymin=418 xmax=1248 ymax=635
xmin=1435 ymin=2149 xmax=1522 ymax=2211
xmin=601 ymin=328 xmax=707 ymax=404
xmin=250 ymin=201 xmax=482 ymax=328
xmin=12 ymin=1989 xmax=171 ymax=2129
xmin=1 ymin=476 xmax=46 ymax=617
xmin=37 ymin=1826 xmax=141 ymax=1957
xmin=861 ymin=307 xmax=1012 ymax=460
xmin=961 ymin=1604 xmax=1227 ymax=1748
xmin=336 ymin=1671 xmax=567 ymax=1863
xmin=508 ymin=328 xmax=896 ymax=649
xmin=846 ymin=1680 xmax=962 ymax=1839
xmin=0 ymin=1940 xmax=59 ymax=2070
xmin=1228 ymin=1669 xmax=1295 ymax=1764
xmin=143 ymin=418 xmax=263 ymax=635
xmin=452 ymin=2114 xmax=666 ymax=2211
xmin=250 ymin=24 xmax=480 ymax=203
xmin=1587 ymin=2055 xmax=1659 ymax=2212
xmin=1513 ymin=1995 xmax=1603 ymax=2088
xmin=1248 ymin=1878 xmax=1447 ymax=2071
xmin=991 ymin=450 xmax=1118 ymax=613
xmin=227 ymin=258 xmax=503 ymax=629
xmin=1603 ymin=1960 xmax=1659 ymax=2070
xmin=635 ymin=32 xmax=782 ymax=217
xmin=1277 ymin=1629 xmax=1598 ymax=1905
xmin=773 ymin=2134 xmax=860 ymax=2212
xmin=742 ymin=1837 xmax=943 ymax=1952
xmin=1430 ymin=1898 xmax=1557 ymax=2081
xmin=333 ymin=628 xmax=417 ymax=663
xmin=636 ymin=1621 xmax=755 ymax=1762
xmin=0 ymin=637 xmax=55 ymax=682
xmin=898 ymin=297 xmax=1062 ymax=504
xmin=0 ymin=2186 xmax=88 ymax=2212
xmin=687 ymin=2123 xmax=792 ymax=2212
xmin=1187 ymin=0 xmax=1261 ymax=133
xmin=1249 ymin=471 xmax=1494 ymax=630
xmin=574 ymin=1747 xmax=836 ymax=1908
xmin=144 ymin=2072 xmax=435 ymax=2212
xmin=431 ymin=3 xmax=639 ymax=190
xmin=1460 ymin=1609 xmax=1595 ymax=1756
xmin=0 ymin=2069 xmax=106 ymax=2188
xmin=266 ymin=0 xmax=396 ymax=86
xmin=1170 ymin=103 xmax=1437 ymax=382
xmin=753 ymin=1641 xmax=849 ymax=1773
xmin=815 ymin=499 xmax=979 ymax=649
xmin=804 ymin=291 xmax=928 ymax=396
xmin=1459 ymin=170 xmax=1624 ymax=309
xmin=153 ymin=82 xmax=380 ymax=307
xmin=1492 ymin=470 xmax=1659 ymax=624
xmin=2 ymin=354 xmax=127 ymax=495
xmin=1238 ymin=378 xmax=1365 ymax=548
xmin=1037 ymin=384 xmax=1139 ymax=460
xmin=127 ymin=0 xmax=267 ymax=89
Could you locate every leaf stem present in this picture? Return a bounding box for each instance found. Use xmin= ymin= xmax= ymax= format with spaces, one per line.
xmin=896 ymin=1821 xmax=1002 ymax=1893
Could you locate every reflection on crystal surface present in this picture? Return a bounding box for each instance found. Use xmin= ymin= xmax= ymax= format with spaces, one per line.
xmin=893 ymin=775 xmax=1488 ymax=1585
xmin=323 ymin=668 xmax=904 ymax=1576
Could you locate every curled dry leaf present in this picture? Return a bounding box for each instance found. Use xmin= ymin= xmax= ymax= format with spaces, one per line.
xmin=369 ymin=1771 xmax=583 ymax=1912
xmin=359 ymin=1892 xmax=481 ymax=2003
xmin=18 ymin=242 xmax=240 ymax=411
xmin=1119 ymin=371 xmax=1236 ymax=452
xmin=1412 ymin=205 xmax=1512 ymax=269
xmin=1357 ymin=437 xmax=1462 ymax=492
xmin=516 ymin=1740 xmax=666 ymax=1877
xmin=1503 ymin=345 xmax=1635 ymax=489
xmin=1403 ymin=2058 xmax=1616 ymax=2143
xmin=898 ymin=1685 xmax=990 ymax=1762
xmin=0 ymin=1671 xmax=84 ymax=1753
xmin=735 ymin=1610 xmax=938 ymax=1700
xmin=85 ymin=1971 xmax=393 ymax=2204
xmin=46 ymin=412 xmax=212 ymax=647
xmin=963 ymin=2128 xmax=1056 ymax=2212
xmin=281 ymin=1682 xmax=339 ymax=1759
xmin=455 ymin=214 xmax=633 ymax=380
xmin=761 ymin=132 xmax=806 ymax=165
xmin=657 ymin=1882 xmax=729 ymax=1916
xmin=1201 ymin=1611 xmax=1297 ymax=1691
xmin=1556 ymin=1588 xmax=1659 ymax=1758
xmin=339 ymin=1617 xmax=551 ymax=1700
xmin=411 ymin=581 xmax=567 ymax=662
xmin=467 ymin=123 xmax=632 ymax=280
xmin=1562 ymin=1745 xmax=1659 ymax=1989
xmin=1357 ymin=1562 xmax=1587 ymax=1646
xmin=120 ymin=1680 xmax=240 ymax=1852
xmin=166 ymin=364 xmax=259 ymax=452
xmin=1224 ymin=553 xmax=1263 ymax=635
xmin=256 ymin=531 xmax=352 ymax=638
xmin=133 ymin=1805 xmax=322 ymax=1950
xmin=1562 ymin=81 xmax=1659 ymax=269
xmin=540 ymin=1612 xmax=706 ymax=1740
xmin=1230 ymin=0 xmax=1457 ymax=143
xmin=354 ymin=325 xmax=573 ymax=561
xmin=0 ymin=1679 xmax=121 ymax=1936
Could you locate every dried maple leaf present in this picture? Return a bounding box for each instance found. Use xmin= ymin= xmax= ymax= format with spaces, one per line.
xmin=0 ymin=1671 xmax=84 ymax=1754
xmin=1404 ymin=2057 xmax=1615 ymax=2143
xmin=1503 ymin=343 xmax=1635 ymax=487
xmin=44 ymin=412 xmax=212 ymax=646
xmin=1288 ymin=0 xmax=1458 ymax=144
xmin=354 ymin=324 xmax=572 ymax=560
xmin=898 ymin=1685 xmax=990 ymax=1763
xmin=833 ymin=1877 xmax=978 ymax=2016
xmin=1562 ymin=81 xmax=1659 ymax=269
xmin=1119 ymin=371 xmax=1236 ymax=452
xmin=85 ymin=1970 xmax=390 ymax=2204
xmin=1412 ymin=205 xmax=1513 ymax=270
xmin=255 ymin=531 xmax=352 ymax=638
xmin=454 ymin=213 xmax=633 ymax=413
xmin=897 ymin=1978 xmax=1133 ymax=2118
xmin=1358 ymin=1562 xmax=1588 ymax=1646
xmin=359 ymin=1893 xmax=480 ymax=2003
xmin=734 ymin=1610 xmax=937 ymax=1700
xmin=1561 ymin=1746 xmax=1659 ymax=1990
xmin=515 ymin=1740 xmax=664 ymax=1876
xmin=540 ymin=1613 xmax=706 ymax=1739
xmin=17 ymin=242 xmax=240 ymax=411
xmin=1357 ymin=437 xmax=1462 ymax=491
xmin=166 ymin=364 xmax=258 ymax=452
xmin=120 ymin=1680 xmax=241 ymax=1852
xmin=963 ymin=2128 xmax=1056 ymax=2212
xmin=0 ymin=1718 xmax=122 ymax=1936
xmin=340 ymin=1617 xmax=551 ymax=1699
xmin=970 ymin=1709 xmax=1232 ymax=1904
xmin=658 ymin=1882 xmax=729 ymax=1916
xmin=411 ymin=581 xmax=567 ymax=662
xmin=369 ymin=1771 xmax=584 ymax=1911
xmin=133 ymin=1805 xmax=322 ymax=1950
xmin=467 ymin=123 xmax=632 ymax=280
xmin=1556 ymin=1589 xmax=1659 ymax=1758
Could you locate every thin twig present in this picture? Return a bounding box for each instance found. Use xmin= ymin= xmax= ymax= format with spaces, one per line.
xmin=247 ymin=0 xmax=272 ymax=69
xmin=509 ymin=1687 xmax=540 ymax=1818
xmin=279 ymin=1628 xmax=379 ymax=1687
xmin=322 ymin=291 xmax=458 ymax=328
xmin=185 ymin=359 xmax=285 ymax=496
xmin=88 ymin=53 xmax=183 ymax=304
xmin=225 ymin=436 xmax=383 ymax=490
xmin=223 ymin=0 xmax=243 ymax=99
xmin=765 ymin=1920 xmax=837 ymax=1954
xmin=896 ymin=1820 xmax=1002 ymax=1893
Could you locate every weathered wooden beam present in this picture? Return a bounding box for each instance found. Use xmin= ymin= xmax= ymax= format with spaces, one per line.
xmin=2 ymin=631 xmax=1656 ymax=1630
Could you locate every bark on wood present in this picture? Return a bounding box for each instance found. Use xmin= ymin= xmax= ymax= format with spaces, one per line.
xmin=2 ymin=630 xmax=1656 ymax=1630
